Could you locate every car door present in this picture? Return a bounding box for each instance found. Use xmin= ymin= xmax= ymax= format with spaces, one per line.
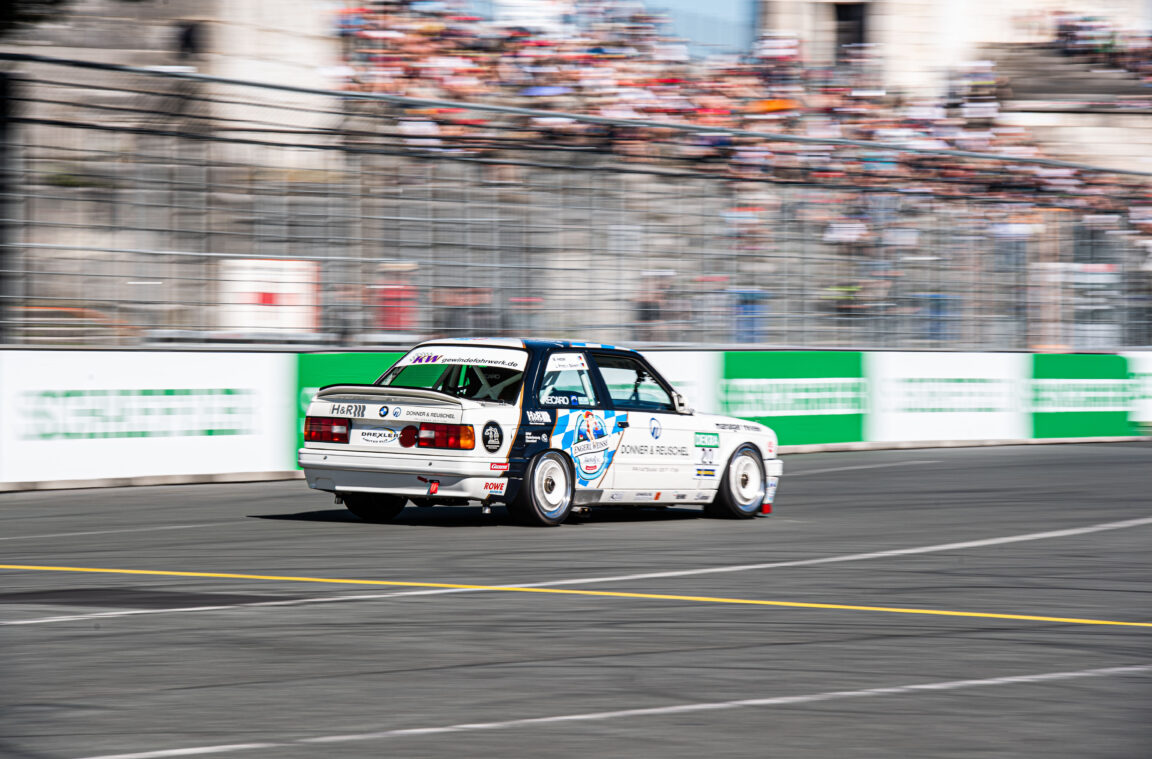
xmin=537 ymin=350 xmax=623 ymax=490
xmin=590 ymin=352 xmax=700 ymax=500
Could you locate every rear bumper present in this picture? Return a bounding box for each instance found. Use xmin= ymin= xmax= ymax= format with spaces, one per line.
xmin=298 ymin=448 xmax=514 ymax=501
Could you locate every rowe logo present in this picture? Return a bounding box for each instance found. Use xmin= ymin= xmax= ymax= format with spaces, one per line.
xmin=409 ymin=354 xmax=441 ymax=364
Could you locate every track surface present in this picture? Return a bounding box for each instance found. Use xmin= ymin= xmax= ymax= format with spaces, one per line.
xmin=1 ymin=444 xmax=1151 ymax=758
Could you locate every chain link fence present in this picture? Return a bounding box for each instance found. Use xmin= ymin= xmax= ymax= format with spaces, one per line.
xmin=3 ymin=54 xmax=1151 ymax=350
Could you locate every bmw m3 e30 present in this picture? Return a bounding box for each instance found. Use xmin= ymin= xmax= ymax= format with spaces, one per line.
xmin=299 ymin=338 xmax=782 ymax=526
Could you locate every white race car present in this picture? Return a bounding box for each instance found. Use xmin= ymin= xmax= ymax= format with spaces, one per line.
xmin=299 ymin=338 xmax=782 ymax=526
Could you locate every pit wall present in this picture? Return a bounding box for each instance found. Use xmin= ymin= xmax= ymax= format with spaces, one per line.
xmin=0 ymin=349 xmax=1148 ymax=491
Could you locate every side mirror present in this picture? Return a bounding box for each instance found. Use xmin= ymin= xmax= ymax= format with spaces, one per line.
xmin=672 ymin=392 xmax=692 ymax=415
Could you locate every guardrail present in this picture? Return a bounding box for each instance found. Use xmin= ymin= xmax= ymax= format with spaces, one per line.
xmin=0 ymin=348 xmax=1146 ymax=491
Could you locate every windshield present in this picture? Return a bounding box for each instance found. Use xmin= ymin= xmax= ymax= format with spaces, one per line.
xmin=378 ymin=345 xmax=526 ymax=403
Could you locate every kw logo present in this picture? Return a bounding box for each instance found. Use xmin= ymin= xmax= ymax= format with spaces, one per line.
xmin=410 ymin=354 xmax=441 ymax=364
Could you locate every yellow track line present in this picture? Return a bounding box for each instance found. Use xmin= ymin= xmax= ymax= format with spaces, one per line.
xmin=1 ymin=563 xmax=1149 ymax=629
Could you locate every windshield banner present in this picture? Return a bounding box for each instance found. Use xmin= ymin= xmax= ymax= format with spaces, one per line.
xmin=397 ymin=345 xmax=527 ymax=371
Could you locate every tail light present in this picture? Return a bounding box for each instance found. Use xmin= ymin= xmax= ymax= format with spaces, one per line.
xmin=399 ymin=425 xmax=418 ymax=447
xmin=305 ymin=417 xmax=350 ymax=443
xmin=418 ymin=423 xmax=475 ymax=450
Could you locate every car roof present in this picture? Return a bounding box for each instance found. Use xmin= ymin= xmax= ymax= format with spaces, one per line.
xmin=414 ymin=337 xmax=637 ymax=353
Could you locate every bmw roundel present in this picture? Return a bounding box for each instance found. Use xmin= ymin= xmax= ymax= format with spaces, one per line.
xmin=378 ymin=405 xmax=390 ymax=418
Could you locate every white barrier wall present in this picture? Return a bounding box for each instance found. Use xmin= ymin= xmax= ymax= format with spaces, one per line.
xmin=1127 ymin=352 xmax=1152 ymax=426
xmin=0 ymin=352 xmax=296 ymax=484
xmin=0 ymin=348 xmax=1144 ymax=489
xmin=865 ymin=352 xmax=1030 ymax=442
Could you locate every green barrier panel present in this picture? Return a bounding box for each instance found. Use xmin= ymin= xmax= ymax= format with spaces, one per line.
xmin=294 ymin=352 xmax=403 ymax=462
xmin=721 ymin=351 xmax=865 ymax=445
xmin=1031 ymin=354 xmax=1134 ymax=439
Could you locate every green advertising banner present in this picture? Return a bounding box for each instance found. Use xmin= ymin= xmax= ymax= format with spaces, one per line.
xmin=1031 ymin=354 xmax=1134 ymax=439
xmin=294 ymin=352 xmax=403 ymax=459
xmin=721 ymin=351 xmax=866 ymax=445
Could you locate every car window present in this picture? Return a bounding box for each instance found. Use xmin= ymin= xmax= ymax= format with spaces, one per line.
xmin=593 ymin=354 xmax=674 ymax=411
xmin=537 ymin=352 xmax=599 ymax=408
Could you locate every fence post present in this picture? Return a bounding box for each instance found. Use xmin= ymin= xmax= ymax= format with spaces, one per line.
xmin=0 ymin=70 xmax=11 ymax=344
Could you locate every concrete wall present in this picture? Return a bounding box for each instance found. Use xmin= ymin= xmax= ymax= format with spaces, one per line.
xmin=765 ymin=0 xmax=1151 ymax=96
xmin=997 ymin=110 xmax=1152 ymax=173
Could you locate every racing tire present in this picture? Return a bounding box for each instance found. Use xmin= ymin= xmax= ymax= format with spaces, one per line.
xmin=343 ymin=494 xmax=407 ymax=523
xmin=508 ymin=451 xmax=574 ymax=527
xmin=705 ymin=444 xmax=765 ymax=520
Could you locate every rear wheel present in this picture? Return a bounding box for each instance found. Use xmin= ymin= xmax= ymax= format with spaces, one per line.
xmin=343 ymin=494 xmax=407 ymax=523
xmin=705 ymin=445 xmax=765 ymax=519
xmin=508 ymin=451 xmax=574 ymax=526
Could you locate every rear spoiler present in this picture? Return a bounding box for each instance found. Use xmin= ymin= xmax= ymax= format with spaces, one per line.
xmin=316 ymin=384 xmax=472 ymax=408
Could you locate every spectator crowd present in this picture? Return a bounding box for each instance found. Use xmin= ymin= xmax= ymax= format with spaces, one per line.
xmin=331 ymin=1 xmax=1151 ymax=215
xmin=330 ymin=1 xmax=1152 ymax=346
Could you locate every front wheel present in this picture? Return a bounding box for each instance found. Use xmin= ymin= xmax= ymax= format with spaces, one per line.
xmin=508 ymin=451 xmax=574 ymax=526
xmin=343 ymin=494 xmax=407 ymax=523
xmin=705 ymin=445 xmax=765 ymax=519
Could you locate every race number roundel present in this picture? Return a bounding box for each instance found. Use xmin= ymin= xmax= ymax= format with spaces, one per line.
xmin=482 ymin=422 xmax=503 ymax=453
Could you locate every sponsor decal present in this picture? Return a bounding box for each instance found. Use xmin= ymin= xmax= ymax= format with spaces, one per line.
xmin=392 ymin=407 xmax=402 ymax=418
xmin=619 ymin=443 xmax=690 ymax=457
xmin=694 ymin=432 xmax=720 ymax=448
xmin=483 ymin=480 xmax=507 ymax=495
xmin=378 ymin=405 xmax=390 ymax=418
xmin=609 ymin=492 xmax=624 ymax=501
xmin=525 ymin=431 xmax=549 ymax=444
xmin=400 ymin=408 xmax=455 ymax=421
xmin=482 ymin=421 xmax=503 ymax=453
xmin=546 ymin=353 xmax=589 ymax=372
xmin=359 ymin=427 xmax=398 ymax=444
xmin=715 ymin=422 xmax=740 ymax=431
xmin=674 ymin=493 xmax=688 ymax=500
xmin=526 ymin=410 xmax=552 ymax=425
xmin=331 ymin=403 xmax=366 ymax=417
xmin=552 ymin=409 xmax=625 ymax=486
xmin=696 ymin=468 xmax=716 ymax=478
xmin=397 ymin=346 xmax=526 ymax=370
xmin=542 ymin=395 xmax=570 ymax=406
xmin=649 ymin=417 xmax=662 ymax=439
xmin=699 ymin=447 xmax=717 ymax=465
xmin=634 ymin=491 xmax=655 ymax=500
xmin=490 ymin=462 xmax=510 ymax=471
xmin=693 ymin=491 xmax=711 ymax=501
xmin=654 ymin=492 xmax=661 ymax=501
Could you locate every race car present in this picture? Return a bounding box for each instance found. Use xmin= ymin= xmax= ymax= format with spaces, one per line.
xmin=299 ymin=338 xmax=782 ymax=526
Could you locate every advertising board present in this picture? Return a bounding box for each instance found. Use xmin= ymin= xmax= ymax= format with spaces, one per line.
xmin=865 ymin=352 xmax=1029 ymax=442
xmin=720 ymin=351 xmax=866 ymax=445
xmin=1124 ymin=352 xmax=1152 ymax=428
xmin=646 ymin=351 xmax=719 ymax=414
xmin=1030 ymin=354 xmax=1134 ymax=438
xmin=0 ymin=351 xmax=295 ymax=483
xmin=217 ymin=258 xmax=319 ymax=333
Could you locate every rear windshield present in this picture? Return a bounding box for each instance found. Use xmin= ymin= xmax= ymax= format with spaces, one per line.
xmin=378 ymin=346 xmax=526 ymax=404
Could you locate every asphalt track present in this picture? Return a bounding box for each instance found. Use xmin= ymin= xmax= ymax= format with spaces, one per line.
xmin=1 ymin=443 xmax=1150 ymax=759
